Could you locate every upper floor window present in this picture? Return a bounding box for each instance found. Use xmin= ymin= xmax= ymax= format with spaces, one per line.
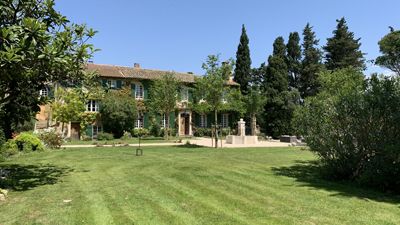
xmin=108 ymin=80 xmax=117 ymax=89
xmin=221 ymin=114 xmax=229 ymax=128
xmin=39 ymin=88 xmax=48 ymax=97
xmin=135 ymin=83 xmax=144 ymax=99
xmin=135 ymin=113 xmax=144 ymax=128
xmin=200 ymin=114 xmax=207 ymax=128
xmin=87 ymin=100 xmax=99 ymax=112
xmin=181 ymin=87 xmax=189 ymax=101
xmin=221 ymin=91 xmax=227 ymax=103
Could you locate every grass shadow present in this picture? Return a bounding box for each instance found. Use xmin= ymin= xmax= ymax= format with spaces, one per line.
xmin=0 ymin=164 xmax=73 ymax=191
xmin=271 ymin=160 xmax=400 ymax=205
xmin=177 ymin=143 xmax=205 ymax=149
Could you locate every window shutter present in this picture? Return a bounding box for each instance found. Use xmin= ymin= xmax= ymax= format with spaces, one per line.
xmin=116 ymin=80 xmax=122 ymax=89
xmin=131 ymin=84 xmax=136 ymax=97
xmin=86 ymin=125 xmax=93 ymax=138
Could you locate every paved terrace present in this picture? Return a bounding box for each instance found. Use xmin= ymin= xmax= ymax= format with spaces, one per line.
xmin=63 ymin=137 xmax=291 ymax=148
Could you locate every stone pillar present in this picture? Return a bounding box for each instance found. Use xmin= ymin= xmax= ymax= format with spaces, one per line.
xmin=238 ymin=118 xmax=246 ymax=136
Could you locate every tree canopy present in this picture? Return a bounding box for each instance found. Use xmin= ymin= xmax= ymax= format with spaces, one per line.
xmin=376 ymin=28 xmax=400 ymax=76
xmin=147 ymin=72 xmax=181 ymax=139
xmin=234 ymin=24 xmax=252 ymax=94
xmin=323 ymin=17 xmax=365 ymax=71
xmin=0 ymin=0 xmax=97 ymax=138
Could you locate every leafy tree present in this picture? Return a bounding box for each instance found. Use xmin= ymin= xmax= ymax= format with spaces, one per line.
xmin=245 ymin=87 xmax=267 ymax=136
xmin=294 ymin=68 xmax=400 ymax=193
xmin=51 ymin=88 xmax=86 ymax=135
xmin=300 ymin=23 xmax=323 ymax=98
xmin=100 ymin=88 xmax=137 ymax=138
xmin=376 ymin=27 xmax=400 ymax=76
xmin=234 ymin=24 xmax=252 ymax=94
xmin=323 ymin=18 xmax=365 ymax=71
xmin=0 ymin=0 xmax=97 ymax=139
xmin=147 ymin=72 xmax=180 ymax=140
xmin=286 ymin=32 xmax=302 ymax=90
xmin=194 ymin=55 xmax=245 ymax=148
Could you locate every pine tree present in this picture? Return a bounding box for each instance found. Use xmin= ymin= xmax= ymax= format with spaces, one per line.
xmin=234 ymin=24 xmax=252 ymax=94
xmin=300 ymin=23 xmax=323 ymax=98
xmin=323 ymin=17 xmax=365 ymax=71
xmin=286 ymin=32 xmax=302 ymax=90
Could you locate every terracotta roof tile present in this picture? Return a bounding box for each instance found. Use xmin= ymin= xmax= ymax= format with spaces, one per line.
xmin=85 ymin=63 xmax=239 ymax=86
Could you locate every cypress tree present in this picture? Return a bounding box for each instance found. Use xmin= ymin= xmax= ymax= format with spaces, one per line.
xmin=323 ymin=17 xmax=365 ymax=71
xmin=234 ymin=24 xmax=252 ymax=94
xmin=262 ymin=37 xmax=291 ymax=137
xmin=286 ymin=32 xmax=302 ymax=90
xmin=300 ymin=23 xmax=323 ymax=98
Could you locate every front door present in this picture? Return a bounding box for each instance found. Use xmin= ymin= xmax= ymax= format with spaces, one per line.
xmin=180 ymin=113 xmax=190 ymax=136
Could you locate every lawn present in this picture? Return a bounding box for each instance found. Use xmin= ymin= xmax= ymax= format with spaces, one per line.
xmin=0 ymin=146 xmax=399 ymax=225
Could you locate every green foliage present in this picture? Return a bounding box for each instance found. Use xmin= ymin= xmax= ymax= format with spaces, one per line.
xmin=132 ymin=128 xmax=150 ymax=138
xmin=100 ymin=88 xmax=137 ymax=138
xmin=193 ymin=128 xmax=212 ymax=137
xmin=0 ymin=139 xmax=19 ymax=160
xmin=300 ymin=23 xmax=323 ymax=98
xmin=194 ymin=55 xmax=245 ymax=147
xmin=294 ymin=68 xmax=400 ymax=192
xmin=52 ymin=88 xmax=86 ymax=128
xmin=14 ymin=132 xmax=45 ymax=152
xmin=246 ymin=87 xmax=267 ymax=135
xmin=323 ymin=18 xmax=365 ymax=71
xmin=234 ymin=24 xmax=252 ymax=94
xmin=147 ymin=73 xmax=180 ymax=140
xmin=37 ymin=129 xmax=63 ymax=149
xmin=286 ymin=32 xmax=302 ymax=90
xmin=376 ymin=28 xmax=400 ymax=76
xmin=0 ymin=0 xmax=97 ymax=139
xmin=97 ymin=132 xmax=114 ymax=141
xmin=148 ymin=117 xmax=163 ymax=137
xmin=262 ymin=37 xmax=299 ymax=137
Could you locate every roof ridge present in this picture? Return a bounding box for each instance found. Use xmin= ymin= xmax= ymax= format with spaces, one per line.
xmin=89 ymin=63 xmax=198 ymax=76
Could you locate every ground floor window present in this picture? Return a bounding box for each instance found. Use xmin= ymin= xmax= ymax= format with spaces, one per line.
xmin=160 ymin=114 xmax=169 ymax=128
xmin=135 ymin=113 xmax=144 ymax=128
xmin=221 ymin=114 xmax=229 ymax=128
xmin=200 ymin=114 xmax=207 ymax=128
xmin=93 ymin=125 xmax=102 ymax=137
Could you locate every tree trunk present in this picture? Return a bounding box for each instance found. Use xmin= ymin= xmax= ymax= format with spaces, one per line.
xmin=251 ymin=114 xmax=257 ymax=136
xmin=164 ymin=112 xmax=169 ymax=140
xmin=214 ymin=110 xmax=218 ymax=148
xmin=3 ymin=118 xmax=13 ymax=139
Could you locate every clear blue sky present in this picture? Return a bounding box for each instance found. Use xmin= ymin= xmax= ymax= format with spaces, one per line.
xmin=56 ymin=0 xmax=400 ymax=75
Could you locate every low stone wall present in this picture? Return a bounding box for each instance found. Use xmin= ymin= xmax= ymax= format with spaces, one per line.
xmin=226 ymin=135 xmax=258 ymax=144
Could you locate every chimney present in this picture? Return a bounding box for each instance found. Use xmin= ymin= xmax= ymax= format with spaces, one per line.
xmin=134 ymin=63 xmax=140 ymax=68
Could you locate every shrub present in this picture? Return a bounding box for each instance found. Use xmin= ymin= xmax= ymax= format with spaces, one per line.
xmin=0 ymin=139 xmax=19 ymax=160
xmin=132 ymin=128 xmax=150 ymax=137
xmin=38 ymin=129 xmax=63 ymax=149
xmin=120 ymin=131 xmax=132 ymax=140
xmin=97 ymin=132 xmax=114 ymax=141
xmin=193 ymin=128 xmax=212 ymax=137
xmin=14 ymin=132 xmax=45 ymax=152
xmin=293 ymin=69 xmax=400 ymax=193
xmin=149 ymin=122 xmax=162 ymax=137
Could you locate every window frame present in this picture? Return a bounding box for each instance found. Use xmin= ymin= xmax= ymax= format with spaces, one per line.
xmin=135 ymin=113 xmax=144 ymax=128
xmin=135 ymin=83 xmax=144 ymax=100
xmin=86 ymin=100 xmax=99 ymax=112
xmin=199 ymin=114 xmax=207 ymax=128
xmin=221 ymin=114 xmax=229 ymax=128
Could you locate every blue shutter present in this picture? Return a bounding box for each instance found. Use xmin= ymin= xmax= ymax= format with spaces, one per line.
xmin=131 ymin=84 xmax=136 ymax=97
xmin=116 ymin=80 xmax=122 ymax=89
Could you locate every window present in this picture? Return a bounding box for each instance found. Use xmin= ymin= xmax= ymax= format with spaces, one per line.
xmin=181 ymin=87 xmax=189 ymax=101
xmin=39 ymin=88 xmax=48 ymax=97
xmin=93 ymin=125 xmax=102 ymax=137
xmin=135 ymin=83 xmax=144 ymax=99
xmin=160 ymin=114 xmax=169 ymax=128
xmin=221 ymin=91 xmax=227 ymax=103
xmin=221 ymin=114 xmax=229 ymax=128
xmin=87 ymin=100 xmax=99 ymax=112
xmin=107 ymin=80 xmax=117 ymax=89
xmin=135 ymin=113 xmax=144 ymax=128
xmin=199 ymin=114 xmax=207 ymax=128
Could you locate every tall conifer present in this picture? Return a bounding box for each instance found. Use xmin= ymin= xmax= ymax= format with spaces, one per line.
xmin=234 ymin=24 xmax=252 ymax=94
